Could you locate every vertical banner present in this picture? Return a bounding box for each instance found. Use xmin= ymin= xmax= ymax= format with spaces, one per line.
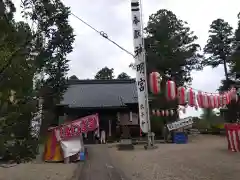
xmin=131 ymin=0 xmax=149 ymax=133
xmin=31 ymin=97 xmax=43 ymax=138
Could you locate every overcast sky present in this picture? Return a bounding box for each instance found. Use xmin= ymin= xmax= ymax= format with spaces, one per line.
xmin=13 ymin=0 xmax=240 ymax=117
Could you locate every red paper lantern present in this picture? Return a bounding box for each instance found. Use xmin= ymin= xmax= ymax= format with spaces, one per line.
xmin=197 ymin=91 xmax=203 ymax=108
xmin=222 ymin=93 xmax=230 ymax=106
xmin=219 ymin=94 xmax=224 ymax=107
xmin=214 ymin=95 xmax=219 ymax=108
xmin=202 ymin=93 xmax=209 ymax=108
xmin=161 ymin=110 xmax=165 ymax=116
xmin=152 ymin=109 xmax=156 ymax=115
xmin=208 ymin=94 xmax=215 ymax=109
xmin=187 ymin=88 xmax=196 ymax=107
xmin=226 ymin=92 xmax=231 ymax=104
xmin=177 ymin=87 xmax=187 ymax=105
xmin=166 ymin=81 xmax=176 ymax=100
xmin=165 ymin=110 xmax=169 ymax=116
xmin=149 ymin=72 xmax=162 ymax=94
xmin=156 ymin=110 xmax=161 ymax=116
xmin=230 ymin=88 xmax=237 ymax=101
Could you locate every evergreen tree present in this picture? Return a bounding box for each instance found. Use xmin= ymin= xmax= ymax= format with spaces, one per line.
xmin=145 ymin=9 xmax=202 ymax=122
xmin=203 ymin=19 xmax=234 ymax=83
xmin=0 ymin=0 xmax=37 ymax=162
xmin=145 ymin=9 xmax=202 ymax=87
xmin=95 ymin=67 xmax=114 ymax=80
xmin=21 ymin=0 xmax=75 ymax=135
xmin=69 ymin=75 xmax=79 ymax=80
xmin=231 ymin=13 xmax=240 ymax=80
xmin=117 ymin=72 xmax=131 ymax=80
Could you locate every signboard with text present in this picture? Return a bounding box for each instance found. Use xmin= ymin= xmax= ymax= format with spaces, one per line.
xmin=167 ymin=117 xmax=193 ymax=131
xmin=52 ymin=114 xmax=99 ymax=141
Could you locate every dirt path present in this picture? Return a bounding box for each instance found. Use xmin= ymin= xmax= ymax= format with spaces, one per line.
xmin=80 ymin=144 xmax=129 ymax=180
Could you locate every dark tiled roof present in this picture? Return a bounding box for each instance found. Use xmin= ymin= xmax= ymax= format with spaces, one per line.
xmin=61 ymin=79 xmax=138 ymax=108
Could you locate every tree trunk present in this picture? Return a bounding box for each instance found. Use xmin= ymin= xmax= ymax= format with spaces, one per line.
xmin=223 ymin=58 xmax=229 ymax=81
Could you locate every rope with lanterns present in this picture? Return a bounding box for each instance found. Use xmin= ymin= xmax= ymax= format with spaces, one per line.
xmin=151 ymin=106 xmax=186 ymax=117
xmin=149 ymin=72 xmax=238 ymax=115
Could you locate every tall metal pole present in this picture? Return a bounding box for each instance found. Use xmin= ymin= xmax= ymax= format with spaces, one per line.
xmin=131 ymin=0 xmax=153 ymax=148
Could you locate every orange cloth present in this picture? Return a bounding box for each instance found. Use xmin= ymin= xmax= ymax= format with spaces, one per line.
xmin=43 ymin=130 xmax=63 ymax=162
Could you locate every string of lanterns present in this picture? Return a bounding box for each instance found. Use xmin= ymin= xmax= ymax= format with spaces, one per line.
xmin=149 ymin=72 xmax=238 ymax=110
xmin=152 ymin=106 xmax=186 ymax=117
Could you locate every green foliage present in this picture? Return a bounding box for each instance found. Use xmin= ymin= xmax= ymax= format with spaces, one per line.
xmin=69 ymin=75 xmax=79 ymax=80
xmin=203 ymin=15 xmax=240 ymax=123
xmin=144 ymin=9 xmax=202 ymax=123
xmin=203 ymin=19 xmax=234 ymax=68
xmin=145 ymin=9 xmax=202 ymax=85
xmin=203 ymin=19 xmax=234 ymax=81
xmin=231 ymin=14 xmax=240 ymax=80
xmin=21 ymin=0 xmax=75 ymax=135
xmin=95 ymin=67 xmax=114 ymax=80
xmin=150 ymin=116 xmax=165 ymax=136
xmin=0 ymin=0 xmax=75 ymax=162
xmin=200 ymin=108 xmax=215 ymax=121
xmin=0 ymin=0 xmax=38 ymax=162
xmin=117 ymin=72 xmax=131 ymax=80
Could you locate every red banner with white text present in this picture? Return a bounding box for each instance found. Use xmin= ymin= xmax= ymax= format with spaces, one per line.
xmin=53 ymin=114 xmax=99 ymax=141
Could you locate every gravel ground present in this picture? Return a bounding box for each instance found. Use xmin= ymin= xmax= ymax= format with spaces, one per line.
xmin=109 ymin=135 xmax=240 ymax=180
xmin=0 ymin=162 xmax=81 ymax=180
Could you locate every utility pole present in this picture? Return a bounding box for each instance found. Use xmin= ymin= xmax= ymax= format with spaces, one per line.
xmin=131 ymin=0 xmax=155 ymax=149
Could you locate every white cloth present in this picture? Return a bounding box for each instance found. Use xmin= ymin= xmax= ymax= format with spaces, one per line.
xmin=100 ymin=130 xmax=106 ymax=144
xmin=60 ymin=136 xmax=84 ymax=158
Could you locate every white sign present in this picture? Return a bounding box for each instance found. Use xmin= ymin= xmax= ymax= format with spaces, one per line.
xmin=167 ymin=117 xmax=194 ymax=131
xmin=131 ymin=0 xmax=148 ymax=133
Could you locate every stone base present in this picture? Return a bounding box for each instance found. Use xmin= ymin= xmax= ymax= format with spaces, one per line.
xmin=118 ymin=139 xmax=134 ymax=150
xmin=144 ymin=144 xmax=158 ymax=150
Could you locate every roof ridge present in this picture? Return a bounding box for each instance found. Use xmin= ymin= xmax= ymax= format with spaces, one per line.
xmin=68 ymin=79 xmax=136 ymax=85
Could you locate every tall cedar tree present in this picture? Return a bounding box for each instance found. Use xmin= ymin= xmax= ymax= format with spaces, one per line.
xmin=223 ymin=13 xmax=240 ymax=123
xmin=21 ymin=0 xmax=75 ymax=134
xmin=117 ymin=72 xmax=131 ymax=80
xmin=203 ymin=19 xmax=240 ymax=123
xmin=144 ymin=10 xmax=202 ymax=124
xmin=95 ymin=67 xmax=114 ymax=80
xmin=0 ymin=0 xmax=37 ymax=162
xmin=203 ymin=19 xmax=234 ymax=84
xmin=231 ymin=13 xmax=240 ymax=80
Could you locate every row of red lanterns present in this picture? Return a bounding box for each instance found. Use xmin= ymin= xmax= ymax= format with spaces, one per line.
xmin=149 ymin=72 xmax=238 ymax=109
xmin=152 ymin=107 xmax=186 ymax=117
xmin=152 ymin=109 xmax=174 ymax=116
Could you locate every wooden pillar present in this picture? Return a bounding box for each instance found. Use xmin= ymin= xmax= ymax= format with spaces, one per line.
xmin=129 ymin=111 xmax=133 ymax=122
xmin=108 ymin=119 xmax=112 ymax=137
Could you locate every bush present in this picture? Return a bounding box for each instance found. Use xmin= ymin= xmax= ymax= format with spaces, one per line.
xmin=0 ymin=99 xmax=39 ymax=163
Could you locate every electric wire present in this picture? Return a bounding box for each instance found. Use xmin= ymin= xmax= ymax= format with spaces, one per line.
xmin=70 ymin=12 xmax=135 ymax=57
